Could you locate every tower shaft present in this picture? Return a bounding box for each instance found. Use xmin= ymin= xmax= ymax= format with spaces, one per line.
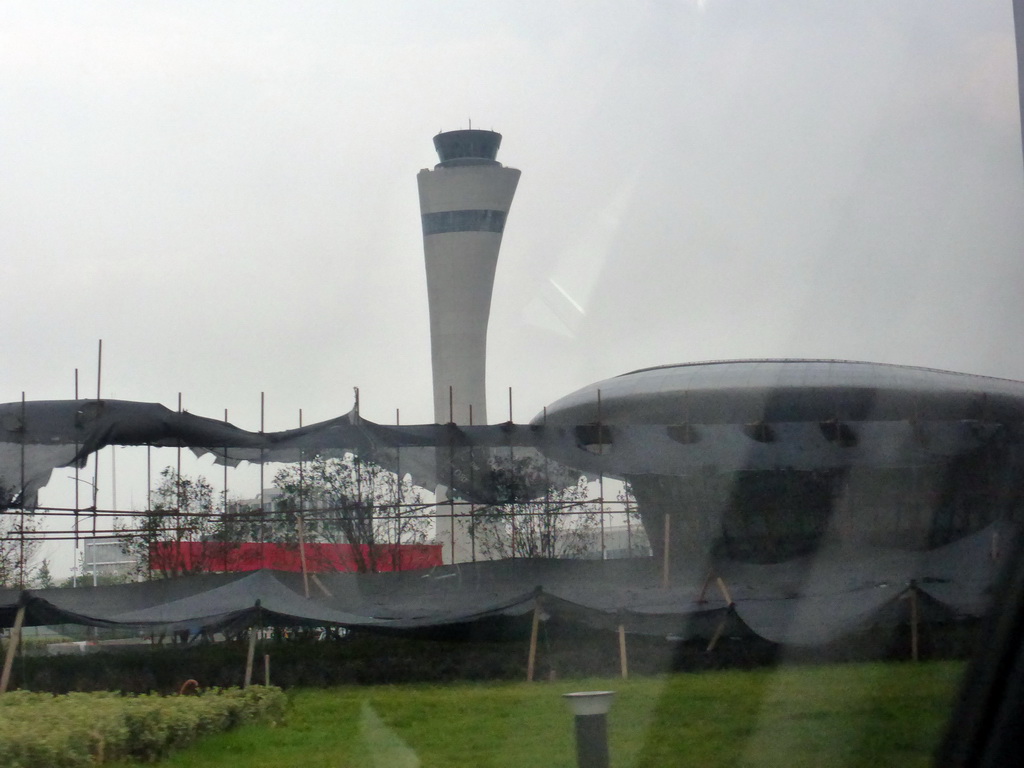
xmin=418 ymin=131 xmax=520 ymax=426
xmin=418 ymin=129 xmax=520 ymax=563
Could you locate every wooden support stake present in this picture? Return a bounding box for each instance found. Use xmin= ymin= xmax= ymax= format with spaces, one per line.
xmin=706 ymin=615 xmax=727 ymax=653
xmin=910 ymin=586 xmax=919 ymax=662
xmin=296 ymin=513 xmax=310 ymax=599
xmin=264 ymin=654 xmax=271 ymax=686
xmin=244 ymin=625 xmax=257 ymax=688
xmin=697 ymin=570 xmax=713 ymax=603
xmin=715 ymin=577 xmax=733 ymax=606
xmin=0 ymin=603 xmax=25 ymax=694
xmin=526 ymin=599 xmax=541 ymax=682
xmin=661 ymin=513 xmax=671 ymax=588
xmin=311 ymin=573 xmax=333 ymax=598
xmin=618 ymin=623 xmax=628 ymax=680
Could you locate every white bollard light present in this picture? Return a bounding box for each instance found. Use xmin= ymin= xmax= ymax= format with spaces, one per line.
xmin=563 ymin=691 xmax=615 ymax=768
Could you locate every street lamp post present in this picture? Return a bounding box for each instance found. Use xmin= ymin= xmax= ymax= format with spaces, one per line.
xmin=66 ymin=475 xmax=99 ymax=588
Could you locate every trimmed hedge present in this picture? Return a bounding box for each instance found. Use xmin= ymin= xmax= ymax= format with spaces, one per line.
xmin=0 ymin=686 xmax=284 ymax=767
xmin=10 ymin=617 xmax=982 ymax=695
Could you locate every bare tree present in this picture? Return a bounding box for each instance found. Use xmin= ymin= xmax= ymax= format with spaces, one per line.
xmin=617 ymin=480 xmax=650 ymax=558
xmin=273 ymin=454 xmax=429 ymax=573
xmin=0 ymin=480 xmax=39 ymax=588
xmin=471 ymin=456 xmax=598 ymax=559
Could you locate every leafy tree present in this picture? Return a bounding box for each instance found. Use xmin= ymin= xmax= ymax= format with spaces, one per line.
xmin=471 ymin=456 xmax=599 ymax=559
xmin=273 ymin=454 xmax=429 ymax=573
xmin=118 ymin=467 xmax=225 ymax=579
xmin=34 ymin=558 xmax=54 ymax=589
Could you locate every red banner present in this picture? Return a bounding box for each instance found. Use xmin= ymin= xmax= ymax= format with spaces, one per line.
xmin=149 ymin=541 xmax=442 ymax=574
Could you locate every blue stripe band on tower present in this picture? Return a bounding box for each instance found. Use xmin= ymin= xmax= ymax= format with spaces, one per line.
xmin=422 ymin=209 xmax=508 ymax=235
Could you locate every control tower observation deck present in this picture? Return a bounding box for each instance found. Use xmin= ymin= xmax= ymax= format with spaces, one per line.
xmin=418 ymin=130 xmax=521 ymax=428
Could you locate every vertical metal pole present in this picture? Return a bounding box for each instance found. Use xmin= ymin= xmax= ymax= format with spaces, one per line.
xmin=146 ymin=444 xmax=152 ymax=580
xmin=447 ymin=387 xmax=455 ymax=561
xmin=176 ymin=392 xmax=183 ymax=573
xmin=468 ymin=404 xmax=476 ymax=563
xmin=263 ymin=654 xmax=270 ymax=686
xmin=508 ymin=387 xmax=515 ymax=481
xmin=110 ymin=444 xmax=117 ymax=512
xmin=297 ymin=409 xmax=309 ymax=597
xmin=297 ymin=513 xmax=310 ymax=599
xmin=176 ymin=392 xmax=183 ymax=488
xmin=449 ymin=491 xmax=456 ymax=560
xmin=93 ymin=341 xmax=102 ymax=532
xmin=625 ymin=487 xmax=633 ymax=556
xmin=508 ymin=386 xmax=516 ymax=558
xmin=18 ymin=393 xmax=26 ymax=588
xmin=223 ymin=409 xmax=229 ymax=572
xmin=74 ymin=370 xmax=80 ymax=557
xmin=396 ymin=408 xmax=402 ymax=568
xmin=544 ymin=406 xmax=551 ymax=558
xmin=96 ymin=339 xmax=102 ymax=401
xmin=354 ymin=414 xmax=366 ymax=569
xmin=596 ymin=390 xmax=605 ymax=560
xmin=510 ymin=502 xmax=517 ymax=560
xmin=260 ymin=392 xmax=266 ymax=569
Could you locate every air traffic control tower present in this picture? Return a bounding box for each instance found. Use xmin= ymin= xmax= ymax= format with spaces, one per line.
xmin=418 ymin=129 xmax=520 ymax=562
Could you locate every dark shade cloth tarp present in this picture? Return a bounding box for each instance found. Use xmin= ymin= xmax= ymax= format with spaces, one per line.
xmin=0 ymin=523 xmax=1008 ymax=646
xmin=0 ymin=399 xmax=555 ymax=507
xmin=8 ymin=392 xmax=1024 ymax=509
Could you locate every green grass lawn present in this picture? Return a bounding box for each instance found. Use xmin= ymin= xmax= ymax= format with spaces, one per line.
xmin=112 ymin=661 xmax=964 ymax=768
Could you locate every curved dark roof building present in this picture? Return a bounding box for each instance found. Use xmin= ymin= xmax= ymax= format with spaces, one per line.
xmin=535 ymin=360 xmax=1024 ymax=562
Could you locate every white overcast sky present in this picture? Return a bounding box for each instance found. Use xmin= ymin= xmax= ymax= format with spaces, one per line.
xmin=3 ymin=1 xmax=1024 ymax=539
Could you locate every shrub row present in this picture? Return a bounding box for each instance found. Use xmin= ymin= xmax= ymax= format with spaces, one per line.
xmin=9 ymin=617 xmax=981 ymax=695
xmin=0 ymin=686 xmax=285 ymax=767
